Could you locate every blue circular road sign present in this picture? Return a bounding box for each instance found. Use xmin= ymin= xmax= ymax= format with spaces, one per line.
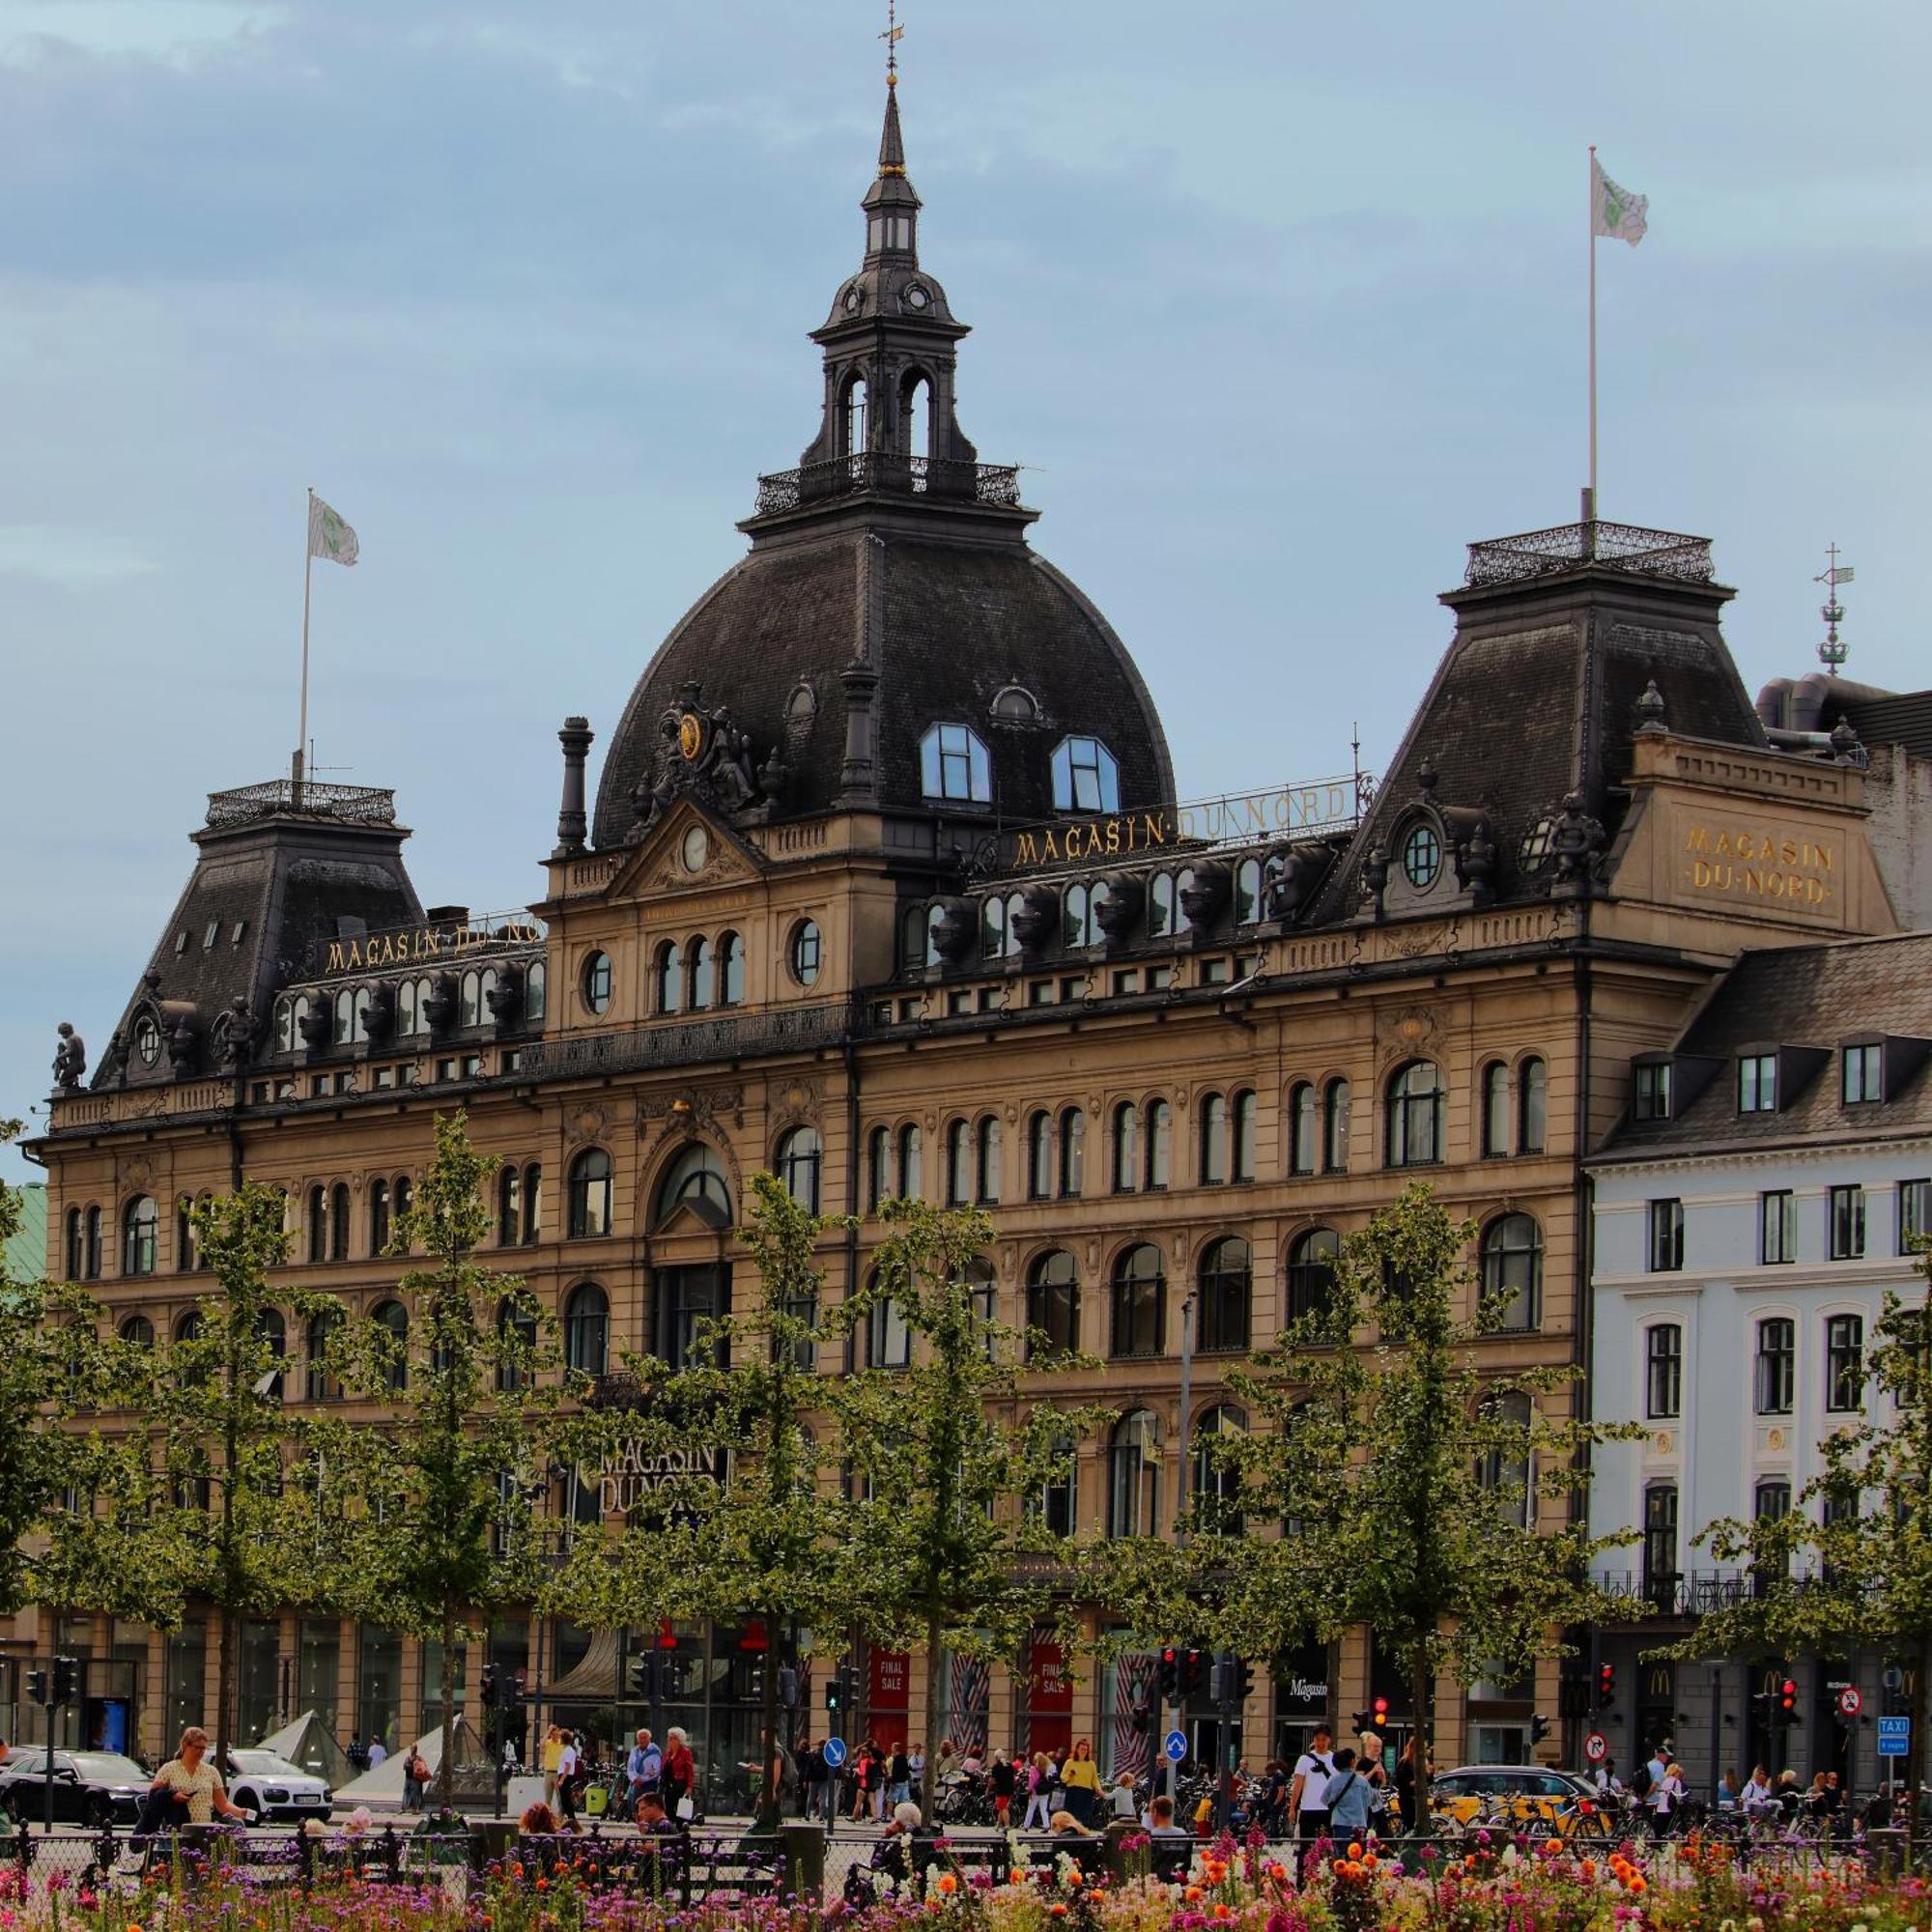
xmin=1163 ymin=1729 xmax=1188 ymax=1764
xmin=822 ymin=1737 xmax=848 ymax=1769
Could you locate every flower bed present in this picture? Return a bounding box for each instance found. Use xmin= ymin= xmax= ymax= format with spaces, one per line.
xmin=0 ymin=1828 xmax=1925 ymax=1932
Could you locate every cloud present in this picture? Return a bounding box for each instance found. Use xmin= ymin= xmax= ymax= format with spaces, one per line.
xmin=0 ymin=1 xmax=285 ymax=68
xmin=0 ymin=524 xmax=159 ymax=584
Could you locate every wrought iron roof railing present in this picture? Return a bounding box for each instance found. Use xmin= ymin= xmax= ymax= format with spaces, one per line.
xmin=206 ymin=780 xmax=398 ymax=828
xmin=522 ymin=997 xmax=858 ymax=1081
xmin=753 ymin=452 xmax=1023 ymax=518
xmin=1465 ymin=520 xmax=1715 ymax=588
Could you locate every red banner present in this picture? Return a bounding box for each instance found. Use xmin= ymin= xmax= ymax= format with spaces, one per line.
xmin=867 ymin=1648 xmax=910 ymax=1748
xmin=1028 ymin=1633 xmax=1073 ymax=1756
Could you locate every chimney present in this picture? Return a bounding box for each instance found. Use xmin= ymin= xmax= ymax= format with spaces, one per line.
xmin=553 ymin=716 xmax=594 ymax=858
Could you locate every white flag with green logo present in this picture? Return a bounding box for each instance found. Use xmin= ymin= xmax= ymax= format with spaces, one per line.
xmin=1591 ymin=157 xmax=1648 ymax=246
xmin=308 ymin=494 xmax=359 ymax=566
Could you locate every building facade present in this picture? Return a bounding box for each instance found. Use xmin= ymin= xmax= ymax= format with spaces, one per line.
xmin=7 ymin=75 xmax=1913 ymax=1794
xmin=1587 ymin=931 xmax=1932 ymax=1801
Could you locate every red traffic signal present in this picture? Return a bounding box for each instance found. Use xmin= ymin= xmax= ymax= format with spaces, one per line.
xmin=1372 ymin=1696 xmax=1390 ymax=1726
xmin=1779 ymin=1678 xmax=1799 ymax=1718
xmin=1597 ymin=1663 xmax=1616 ymax=1706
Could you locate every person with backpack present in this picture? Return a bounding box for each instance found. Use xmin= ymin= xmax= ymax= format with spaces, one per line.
xmin=1290 ymin=1724 xmax=1337 ymax=1844
xmin=1322 ymin=1748 xmax=1373 ymax=1834
xmin=1648 ymin=1760 xmax=1687 ymax=1838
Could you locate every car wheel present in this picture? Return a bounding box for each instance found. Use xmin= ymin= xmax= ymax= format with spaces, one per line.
xmin=86 ymin=1794 xmax=114 ymax=1831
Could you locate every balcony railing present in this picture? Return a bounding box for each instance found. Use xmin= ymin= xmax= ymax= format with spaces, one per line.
xmin=1593 ymin=1567 xmax=1753 ymax=1617
xmin=1465 ymin=520 xmax=1715 ymax=588
xmin=753 ymin=453 xmax=1023 ymax=517
xmin=522 ymin=998 xmax=858 ymax=1081
xmin=206 ymin=780 xmax=397 ymax=828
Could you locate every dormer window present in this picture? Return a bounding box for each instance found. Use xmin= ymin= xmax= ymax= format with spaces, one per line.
xmin=1634 ymin=1061 xmax=1671 ymax=1122
xmin=1401 ymin=822 xmax=1441 ymax=890
xmin=1738 ymin=1052 xmax=1778 ymax=1113
xmin=1843 ymin=1041 xmax=1883 ymax=1104
xmin=1051 ymin=735 xmax=1119 ymax=813
xmin=920 ymin=723 xmax=991 ymax=804
xmin=133 ymin=1014 xmax=161 ymax=1067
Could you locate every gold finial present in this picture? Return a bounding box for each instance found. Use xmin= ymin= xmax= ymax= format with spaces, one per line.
xmin=880 ymin=0 xmax=902 ymax=84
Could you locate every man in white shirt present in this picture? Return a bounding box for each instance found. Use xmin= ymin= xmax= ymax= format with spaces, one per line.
xmin=1290 ymin=1724 xmax=1337 ymax=1842
xmin=367 ymin=1738 xmax=388 ymax=1770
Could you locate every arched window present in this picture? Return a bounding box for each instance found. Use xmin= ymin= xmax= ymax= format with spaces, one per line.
xmin=900 ymin=903 xmax=938 ymax=973
xmin=1111 ymin=1102 xmax=1140 ymax=1194
xmin=84 ymin=1206 xmax=101 ymax=1280
xmin=1199 ymin=1093 xmax=1229 ymax=1186
xmin=1234 ymin=857 xmax=1263 ymax=926
xmin=305 ymin=1308 xmax=341 ymax=1402
xmin=175 ymin=1196 xmax=197 ymax=1273
xmin=656 ymin=941 xmax=684 ymax=1015
xmin=1049 ymin=735 xmax=1120 ymax=813
xmin=896 ymin=1123 xmax=922 ymax=1199
xmin=393 ymin=1175 xmax=413 ymax=1235
xmin=371 ymin=1298 xmax=409 ymax=1392
xmin=274 ymin=997 xmax=296 ymax=1053
xmin=1481 ymin=1062 xmax=1510 ymax=1158
xmin=1519 ymin=1056 xmax=1548 ymax=1154
xmin=981 ymin=895 xmax=1009 ymax=960
xmin=654 ymin=1145 xmax=732 ymax=1225
xmin=174 ymin=1309 xmax=204 ymax=1346
xmin=1386 ymin=1061 xmax=1444 ymax=1168
xmin=120 ymin=1313 xmax=155 ymax=1348
xmin=1231 ymin=1090 xmax=1256 ymax=1183
xmin=1060 ymin=1107 xmax=1086 ymax=1198
xmin=975 ymin=1116 xmax=1002 ymax=1205
xmin=306 ymin=1184 xmax=327 ymax=1264
xmin=945 ymin=1119 xmax=971 ymax=1207
xmin=567 ymin=1148 xmax=613 ymax=1238
xmin=1027 ymin=1250 xmax=1080 ymax=1356
xmin=1027 ymin=1110 xmax=1052 ymax=1201
xmin=867 ymin=1125 xmax=892 ymax=1213
xmin=689 ymin=935 xmax=715 ymax=1010
xmin=255 ymin=1304 xmax=286 ymax=1358
xmin=918 ymin=723 xmax=992 ymax=804
xmin=333 ymin=988 xmax=356 ymax=1045
xmin=459 ymin=971 xmax=482 ymax=1030
xmin=122 ymin=1196 xmax=158 ymax=1276
xmin=369 ymin=1178 xmax=391 ymax=1257
xmin=1192 ymin=1404 xmax=1247 ymax=1535
xmin=777 ymin=1126 xmax=823 ymax=1213
xmin=564 ymin=1283 xmax=610 ymax=1377
xmin=328 ymin=1182 xmax=350 ymax=1262
xmin=1146 ymin=1098 xmax=1172 ymax=1190
xmin=1107 ymin=1410 xmax=1160 ymax=1539
xmin=497 ymin=1295 xmax=538 ymax=1394
xmin=497 ymin=1167 xmax=521 ymax=1246
xmin=395 ymin=980 xmax=418 ymax=1038
xmin=900 ymin=370 xmax=932 ymax=464
xmin=1289 ymin=1083 xmax=1317 ymax=1176
xmin=960 ymin=1254 xmax=997 ymax=1353
xmin=65 ymin=1208 xmax=83 ymax=1282
xmin=840 ymin=372 xmax=868 ymax=458
xmin=477 ymin=968 xmax=498 ymax=1022
xmin=1286 ymin=1228 xmax=1341 ymax=1323
xmin=868 ymin=1276 xmax=913 ymax=1369
xmin=1476 ymin=1391 xmax=1535 ymax=1528
xmin=719 ymin=932 xmax=745 ymax=1007
xmin=789 ymin=920 xmax=822 ymax=986
xmin=1198 ymin=1236 xmax=1252 ymax=1353
xmin=1480 ymin=1213 xmax=1543 ymax=1332
xmin=1323 ymin=1078 xmax=1351 ymax=1173
xmin=521 ymin=1164 xmax=542 ymax=1242
xmin=1150 ymin=873 xmax=1177 ymax=940
xmin=526 ymin=961 xmax=548 ymax=1023
xmin=1065 ymin=883 xmax=1098 ymax=950
xmin=1037 ymin=1424 xmax=1078 ymax=1537
xmin=1110 ymin=1243 xmax=1165 ymax=1358
xmin=581 ymin=952 xmax=612 ymax=1016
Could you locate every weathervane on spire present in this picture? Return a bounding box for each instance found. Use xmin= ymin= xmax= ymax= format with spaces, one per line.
xmin=880 ymin=0 xmax=902 ymax=84
xmin=1815 ymin=543 xmax=1855 ymax=674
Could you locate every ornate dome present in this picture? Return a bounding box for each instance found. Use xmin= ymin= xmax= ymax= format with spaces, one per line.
xmin=589 ymin=78 xmax=1172 ymax=849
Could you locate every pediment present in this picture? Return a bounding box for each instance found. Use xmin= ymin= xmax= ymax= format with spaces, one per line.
xmin=604 ymin=799 xmax=765 ymax=905
xmin=652 ymin=1194 xmax=733 ymax=1237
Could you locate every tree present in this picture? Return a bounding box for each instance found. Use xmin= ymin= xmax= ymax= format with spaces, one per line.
xmin=1666 ymin=1246 xmax=1932 ymax=1837
xmin=329 ymin=1112 xmax=575 ymax=1804
xmin=829 ymin=1197 xmax=1095 ymax=1815
xmin=550 ymin=1170 xmax=853 ymax=1831
xmin=1206 ymin=1183 xmax=1641 ymax=1757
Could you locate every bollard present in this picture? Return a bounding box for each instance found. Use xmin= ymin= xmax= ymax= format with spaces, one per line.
xmin=781 ymin=1823 xmax=825 ymax=1901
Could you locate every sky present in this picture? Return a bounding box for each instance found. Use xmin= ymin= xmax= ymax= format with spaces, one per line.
xmin=1 ymin=0 xmax=1928 ymax=1180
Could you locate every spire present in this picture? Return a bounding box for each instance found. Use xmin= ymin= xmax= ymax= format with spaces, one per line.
xmin=879 ymin=77 xmax=906 ymax=177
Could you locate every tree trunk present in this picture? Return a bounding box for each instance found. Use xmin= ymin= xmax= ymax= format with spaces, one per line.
xmin=440 ymin=1605 xmax=457 ymax=1810
xmin=215 ymin=1601 xmax=234 ymax=1763
xmin=1410 ymin=1646 xmax=1432 ymax=1797
xmin=922 ymin=1607 xmax=946 ymax=1821
xmin=217 ymin=1381 xmax=239 ymax=1761
xmin=755 ymin=1612 xmax=781 ymax=1832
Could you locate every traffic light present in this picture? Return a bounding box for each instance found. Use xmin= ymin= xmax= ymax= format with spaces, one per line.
xmin=1530 ymin=1714 xmax=1549 ymax=1745
xmin=1130 ymin=1700 xmax=1152 ymax=1735
xmin=1372 ymin=1696 xmax=1390 ymax=1731
xmin=481 ymin=1663 xmax=498 ymax=1707
xmin=1179 ymin=1647 xmax=1206 ymax=1699
xmin=51 ymin=1658 xmax=77 ymax=1706
xmin=778 ymin=1666 xmax=799 ymax=1710
xmin=1236 ymin=1660 xmax=1256 ymax=1702
xmin=1209 ymin=1657 xmax=1236 ymax=1706
xmin=1158 ymin=1647 xmax=1179 ymax=1701
xmin=24 ymin=1666 xmax=47 ymax=1707
xmin=825 ymin=1675 xmax=843 ymax=1713
xmin=1597 ymin=1662 xmax=1616 ymax=1709
xmin=629 ymin=1652 xmax=653 ymax=1696
xmin=1779 ymin=1678 xmax=1799 ymax=1722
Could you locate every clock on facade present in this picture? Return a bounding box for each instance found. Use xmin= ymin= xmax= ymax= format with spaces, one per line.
xmin=680 ymin=825 xmax=710 ymax=874
xmin=677 ymin=712 xmax=704 ymax=761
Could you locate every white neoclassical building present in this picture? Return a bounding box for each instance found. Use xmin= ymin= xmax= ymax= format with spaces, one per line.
xmin=1586 ymin=930 xmax=1932 ymax=1799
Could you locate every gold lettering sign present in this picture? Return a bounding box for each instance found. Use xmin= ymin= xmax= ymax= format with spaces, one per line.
xmin=320 ymin=920 xmax=544 ymax=978
xmin=1681 ymin=823 xmax=1834 ymax=909
xmin=998 ymin=781 xmax=1356 ymax=876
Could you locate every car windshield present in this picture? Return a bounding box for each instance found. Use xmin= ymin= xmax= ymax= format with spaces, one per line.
xmin=231 ymin=1752 xmax=299 ymax=1775
xmin=69 ymin=1753 xmax=149 ymax=1782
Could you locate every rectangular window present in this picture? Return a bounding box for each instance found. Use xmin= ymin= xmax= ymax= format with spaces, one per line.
xmin=1754 ymin=1317 xmax=1794 ymax=1414
xmin=1641 ymin=1483 xmax=1679 ymax=1603
xmin=1112 ymin=969 xmax=1141 ymax=996
xmin=1634 ymin=1061 xmax=1671 ymax=1122
xmin=1900 ymin=1179 xmax=1931 ymax=1254
xmin=372 ymin=1065 xmax=397 ymax=1091
xmin=1759 ymin=1190 xmax=1796 ymax=1264
xmin=1829 ymin=1184 xmax=1866 ymax=1261
xmin=1200 ymin=957 xmax=1232 ymax=986
xmin=1028 ymin=980 xmax=1055 ymax=1007
xmin=1646 ymin=1198 xmax=1684 ymax=1274
xmin=1826 ymin=1313 xmax=1864 ymax=1412
xmin=947 ymin=990 xmax=973 ymax=1015
xmin=1842 ymin=1042 xmax=1883 ymax=1104
xmin=1738 ymin=1053 xmax=1778 ymax=1113
xmin=1645 ymin=1324 xmax=1683 ymax=1419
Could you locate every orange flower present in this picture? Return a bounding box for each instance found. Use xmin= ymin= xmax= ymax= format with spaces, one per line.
xmin=1347 ymin=1844 xmax=1363 ymax=1861
xmin=1362 ymin=1855 xmax=1378 ymax=1871
xmin=937 ymin=1874 xmax=957 ymax=1894
xmin=1580 ymin=1860 xmax=1598 ymax=1882
xmin=1630 ymin=1876 xmax=1648 ymax=1895
xmin=1185 ymin=1885 xmax=1205 ymax=1901
xmin=1049 ymin=1906 xmax=1067 ymax=1918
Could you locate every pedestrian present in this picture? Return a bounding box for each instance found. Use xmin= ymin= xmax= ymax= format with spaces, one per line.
xmin=626 ymin=1727 xmax=662 ymax=1811
xmin=1322 ymin=1747 xmax=1373 ymax=1836
xmin=1740 ymin=1764 xmax=1776 ymax=1821
xmin=1394 ymin=1737 xmax=1426 ymax=1833
xmin=541 ymin=1724 xmax=563 ymax=1808
xmin=908 ymin=1740 xmax=925 ymax=1794
xmin=989 ymin=1747 xmax=1017 ymax=1825
xmin=851 ymin=1742 xmax=874 ymax=1821
xmin=933 ymin=1738 xmax=958 ymax=1786
xmin=1058 ymin=1738 xmax=1102 ymax=1829
xmin=663 ymin=1726 xmax=696 ymax=1821
xmin=150 ymin=1726 xmax=254 ymax=1827
xmin=1021 ymin=1751 xmax=1054 ymax=1831
xmin=402 ymin=1747 xmax=425 ymax=1813
xmin=346 ymin=1732 xmax=369 ymax=1775
xmin=797 ymin=1739 xmax=825 ymax=1821
xmin=1649 ymin=1760 xmax=1687 ymax=1839
xmin=1108 ymin=1768 xmax=1138 ymax=1822
xmin=1291 ymin=1723 xmax=1337 ymax=1845
xmin=555 ymin=1729 xmax=581 ymax=1825
xmin=367 ymin=1736 xmax=388 ymax=1770
xmin=889 ymin=1742 xmax=913 ymax=1808
xmin=1357 ymin=1730 xmax=1390 ymax=1824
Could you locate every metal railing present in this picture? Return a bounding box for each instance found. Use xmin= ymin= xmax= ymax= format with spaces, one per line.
xmin=206 ymin=780 xmax=398 ymax=828
xmin=753 ymin=453 xmax=1023 ymax=516
xmin=522 ymin=998 xmax=858 ymax=1081
xmin=1590 ymin=1567 xmax=1753 ymax=1616
xmin=1465 ymin=520 xmax=1715 ymax=588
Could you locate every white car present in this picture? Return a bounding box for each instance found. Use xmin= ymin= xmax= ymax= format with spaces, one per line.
xmin=224 ymin=1749 xmax=333 ymax=1823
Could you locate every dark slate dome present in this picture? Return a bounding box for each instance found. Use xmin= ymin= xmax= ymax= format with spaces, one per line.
xmin=591 ymin=527 xmax=1173 ymax=847
xmin=589 ymin=75 xmax=1172 ymax=850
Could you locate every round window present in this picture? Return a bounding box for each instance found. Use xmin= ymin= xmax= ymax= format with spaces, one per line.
xmin=680 ymin=825 xmax=710 ymax=874
xmin=133 ymin=1014 xmax=161 ymax=1065
xmin=581 ymin=951 xmax=613 ymax=1015
xmin=788 ymin=920 xmax=823 ymax=988
xmin=1402 ymin=824 xmax=1442 ymax=890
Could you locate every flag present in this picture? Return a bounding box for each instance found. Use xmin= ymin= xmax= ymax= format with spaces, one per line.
xmin=308 ymin=494 xmax=359 ymax=566
xmin=1591 ymin=157 xmax=1648 ymax=246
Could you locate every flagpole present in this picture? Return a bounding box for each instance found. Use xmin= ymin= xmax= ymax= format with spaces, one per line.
xmin=296 ymin=486 xmax=314 ymax=804
xmin=1587 ymin=145 xmax=1598 ymax=531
